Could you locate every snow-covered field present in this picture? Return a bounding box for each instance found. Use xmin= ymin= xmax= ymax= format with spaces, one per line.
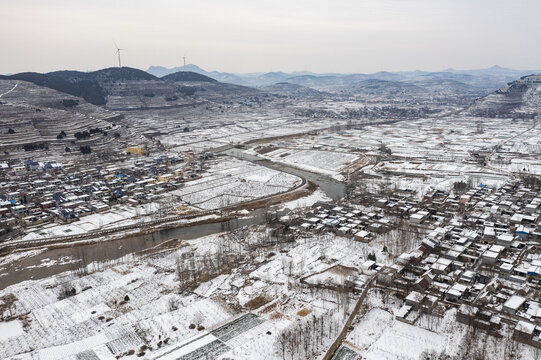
xmin=260 ymin=148 xmax=359 ymax=181
xmin=22 ymin=202 xmax=163 ymax=241
xmin=160 ymin=115 xmax=343 ymax=151
xmin=0 ymin=229 xmax=378 ymax=360
xmin=171 ymin=157 xmax=302 ymax=210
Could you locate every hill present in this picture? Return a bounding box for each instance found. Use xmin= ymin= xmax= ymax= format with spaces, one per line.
xmin=161 ymin=71 xmax=262 ymax=101
xmin=162 ymin=71 xmax=217 ymax=83
xmin=466 ymin=74 xmax=541 ymax=118
xmin=0 ymin=79 xmax=138 ymax=159
xmin=147 ymin=64 xmax=541 ymax=98
xmin=0 ymin=67 xmax=195 ymax=110
xmin=147 ymin=64 xmax=249 ymax=85
xmin=260 ymin=82 xmax=329 ymax=98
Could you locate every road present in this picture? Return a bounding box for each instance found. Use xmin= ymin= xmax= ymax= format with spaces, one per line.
xmin=322 ymin=274 xmax=378 ymax=360
xmin=0 ymin=82 xmax=18 ymax=98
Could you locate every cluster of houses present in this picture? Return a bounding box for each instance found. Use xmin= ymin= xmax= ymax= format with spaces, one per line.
xmin=0 ymin=151 xmax=208 ymax=239
xmin=296 ymin=202 xmax=396 ymax=242
xmin=294 ymin=179 xmax=541 ymax=348
xmin=365 ymin=180 xmax=541 ymax=348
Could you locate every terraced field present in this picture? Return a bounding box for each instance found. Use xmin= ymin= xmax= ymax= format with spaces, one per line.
xmin=0 ymin=80 xmax=127 ymax=158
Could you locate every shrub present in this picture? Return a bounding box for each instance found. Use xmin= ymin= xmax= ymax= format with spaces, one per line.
xmin=62 ymin=99 xmax=79 ymax=107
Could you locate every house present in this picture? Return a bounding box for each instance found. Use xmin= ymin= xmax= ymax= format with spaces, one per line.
xmin=58 ymin=208 xmax=78 ymax=222
xmin=503 ymin=295 xmax=526 ymax=315
xmin=40 ymin=201 xmax=56 ymax=210
xmin=535 ymin=308 xmax=541 ymax=325
xmin=361 ymin=260 xmax=377 ymax=273
xmin=127 ymin=146 xmax=143 ymax=155
xmin=11 ymin=205 xmax=27 ymax=216
xmin=324 ymin=218 xmax=340 ymax=227
xmin=354 ymin=230 xmax=370 ymax=242
xmin=410 ymin=210 xmax=429 ymax=224
xmin=405 ymin=291 xmax=426 ymax=309
xmin=496 ymin=234 xmax=514 ymax=248
xmin=483 ymin=226 xmax=496 ymax=241
xmin=460 ymin=270 xmax=476 ymax=283
xmin=337 ymin=226 xmax=353 ymax=235
xmin=300 ymin=223 xmax=313 ymax=230
xmin=90 ymin=202 xmax=109 ymax=212
xmin=445 ymin=283 xmax=468 ymax=301
xmin=513 ymin=321 xmax=536 ymax=342
xmin=158 ymin=173 xmax=175 ymax=182
xmin=460 ymin=195 xmax=471 ymax=204
xmin=431 ymin=257 xmax=452 ymax=273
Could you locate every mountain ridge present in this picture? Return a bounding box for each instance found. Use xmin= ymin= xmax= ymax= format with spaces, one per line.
xmin=146 ymin=64 xmax=541 ymax=91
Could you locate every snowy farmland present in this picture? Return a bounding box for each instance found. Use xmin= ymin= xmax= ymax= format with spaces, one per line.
xmin=0 ymin=228 xmax=380 ymax=360
xmin=260 ymin=148 xmax=360 ymax=181
xmin=171 ymin=157 xmax=302 ymax=210
xmin=247 ymin=117 xmax=538 ymax=199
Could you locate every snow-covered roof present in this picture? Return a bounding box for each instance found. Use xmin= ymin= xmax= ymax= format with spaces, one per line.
xmin=504 ymin=295 xmax=526 ymax=310
xmin=515 ymin=320 xmax=535 ymax=335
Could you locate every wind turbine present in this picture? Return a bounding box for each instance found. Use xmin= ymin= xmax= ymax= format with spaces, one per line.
xmin=114 ymin=42 xmax=124 ymax=67
xmin=182 ymin=55 xmax=186 ymax=67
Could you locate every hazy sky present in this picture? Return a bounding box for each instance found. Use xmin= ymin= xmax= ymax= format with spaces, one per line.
xmin=1 ymin=0 xmax=540 ymax=74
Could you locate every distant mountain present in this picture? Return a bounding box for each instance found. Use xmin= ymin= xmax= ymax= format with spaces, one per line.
xmin=147 ymin=64 xmax=541 ymax=94
xmin=1 ymin=67 xmax=196 ymax=110
xmin=162 ymin=70 xmax=261 ymax=101
xmin=285 ymin=74 xmax=370 ymax=91
xmin=147 ymin=64 xmax=208 ymax=78
xmin=352 ymin=79 xmax=422 ymax=94
xmin=466 ymin=74 xmax=541 ymax=118
xmin=147 ymin=64 xmax=250 ymax=85
xmin=260 ymin=82 xmax=329 ymax=98
xmin=405 ymin=78 xmax=479 ymax=93
xmin=444 ymin=65 xmax=533 ymax=78
xmin=162 ymin=71 xmax=217 ymax=83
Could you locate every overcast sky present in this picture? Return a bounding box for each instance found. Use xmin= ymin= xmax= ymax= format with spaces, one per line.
xmin=1 ymin=0 xmax=540 ymax=74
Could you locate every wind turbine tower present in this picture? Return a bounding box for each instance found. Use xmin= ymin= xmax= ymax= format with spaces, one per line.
xmin=114 ymin=43 xmax=124 ymax=67
xmin=183 ymin=56 xmax=186 ymax=67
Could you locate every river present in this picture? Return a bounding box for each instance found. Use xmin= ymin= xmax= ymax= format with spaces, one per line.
xmin=0 ymin=149 xmax=345 ymax=290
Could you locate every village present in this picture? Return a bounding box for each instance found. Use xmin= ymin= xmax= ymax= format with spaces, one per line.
xmin=288 ymin=176 xmax=541 ymax=355
xmin=1 ymin=114 xmax=541 ymax=359
xmin=0 ymin=148 xmax=207 ymax=239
